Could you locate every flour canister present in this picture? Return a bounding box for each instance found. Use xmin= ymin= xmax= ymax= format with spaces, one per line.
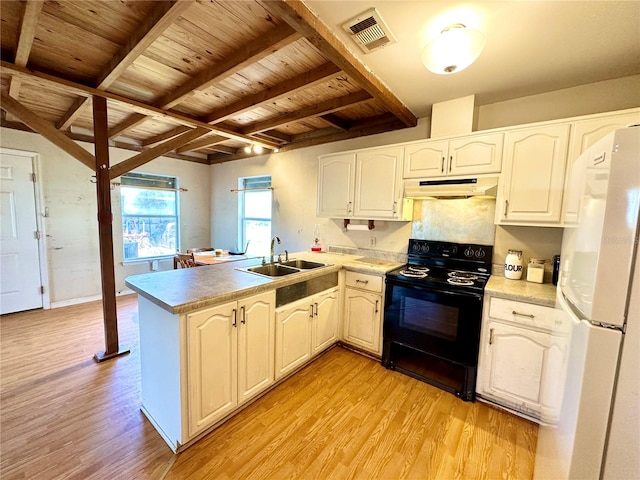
xmin=505 ymin=249 xmax=523 ymax=280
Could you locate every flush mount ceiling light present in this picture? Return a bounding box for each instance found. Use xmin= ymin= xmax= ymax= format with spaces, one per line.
xmin=244 ymin=144 xmax=265 ymax=154
xmin=421 ymin=23 xmax=486 ymax=75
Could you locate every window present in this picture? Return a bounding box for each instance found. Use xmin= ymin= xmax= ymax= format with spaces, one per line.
xmin=238 ymin=175 xmax=272 ymax=255
xmin=121 ymin=172 xmax=179 ymax=261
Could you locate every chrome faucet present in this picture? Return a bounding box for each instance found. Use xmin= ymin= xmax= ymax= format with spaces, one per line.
xmin=270 ymin=236 xmax=281 ymax=263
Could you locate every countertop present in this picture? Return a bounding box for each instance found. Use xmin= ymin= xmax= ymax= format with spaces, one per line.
xmin=485 ymin=276 xmax=558 ymax=307
xmin=125 ymin=250 xmax=403 ymax=315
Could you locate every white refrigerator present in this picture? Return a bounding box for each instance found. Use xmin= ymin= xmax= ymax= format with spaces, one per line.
xmin=534 ymin=126 xmax=640 ymax=480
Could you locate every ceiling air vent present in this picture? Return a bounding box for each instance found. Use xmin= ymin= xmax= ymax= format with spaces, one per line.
xmin=341 ymin=8 xmax=397 ymax=54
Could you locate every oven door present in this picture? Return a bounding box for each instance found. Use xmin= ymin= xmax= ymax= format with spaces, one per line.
xmin=383 ymin=278 xmax=483 ymax=366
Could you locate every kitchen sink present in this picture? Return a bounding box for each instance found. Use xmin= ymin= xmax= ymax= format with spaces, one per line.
xmin=238 ymin=259 xmax=329 ymax=278
xmin=280 ymin=259 xmax=327 ymax=269
xmin=244 ymin=264 xmax=299 ymax=277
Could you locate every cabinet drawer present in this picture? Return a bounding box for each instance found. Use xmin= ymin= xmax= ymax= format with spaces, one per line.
xmin=345 ymin=271 xmax=382 ymax=293
xmin=489 ymin=297 xmax=566 ymax=333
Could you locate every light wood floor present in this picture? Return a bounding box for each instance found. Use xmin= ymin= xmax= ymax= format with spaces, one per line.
xmin=1 ymin=295 xmax=538 ymax=479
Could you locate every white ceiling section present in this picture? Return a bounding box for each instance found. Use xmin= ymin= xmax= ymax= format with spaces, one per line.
xmin=305 ymin=1 xmax=640 ymax=118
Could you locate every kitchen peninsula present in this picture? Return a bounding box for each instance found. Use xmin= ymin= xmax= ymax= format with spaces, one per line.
xmin=125 ymin=251 xmax=401 ymax=452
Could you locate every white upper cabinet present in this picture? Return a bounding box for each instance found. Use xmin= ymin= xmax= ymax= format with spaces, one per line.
xmin=496 ymin=124 xmax=570 ymax=225
xmin=353 ymin=147 xmax=403 ymax=219
xmin=317 ymin=146 xmax=404 ymax=220
xmin=562 ymin=109 xmax=640 ymax=224
xmin=317 ymin=153 xmax=356 ymax=218
xmin=403 ymin=133 xmax=503 ymax=178
xmin=403 ymin=140 xmax=449 ymax=177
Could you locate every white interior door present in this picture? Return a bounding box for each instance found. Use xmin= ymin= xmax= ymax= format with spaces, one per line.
xmin=0 ymin=151 xmax=43 ymax=314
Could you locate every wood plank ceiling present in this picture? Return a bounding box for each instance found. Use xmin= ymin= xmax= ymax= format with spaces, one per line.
xmin=0 ymin=0 xmax=417 ymax=167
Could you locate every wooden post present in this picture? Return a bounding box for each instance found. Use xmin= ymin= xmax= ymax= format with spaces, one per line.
xmin=92 ymin=95 xmax=130 ymax=362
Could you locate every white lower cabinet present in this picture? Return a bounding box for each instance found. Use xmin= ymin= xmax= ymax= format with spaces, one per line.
xmin=477 ymin=296 xmax=568 ymax=423
xmin=342 ymin=271 xmax=383 ymax=355
xmin=275 ymin=287 xmax=339 ymax=380
xmin=186 ymin=290 xmax=275 ymax=437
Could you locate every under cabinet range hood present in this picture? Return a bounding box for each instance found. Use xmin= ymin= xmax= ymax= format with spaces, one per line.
xmin=403 ymin=176 xmax=498 ymax=199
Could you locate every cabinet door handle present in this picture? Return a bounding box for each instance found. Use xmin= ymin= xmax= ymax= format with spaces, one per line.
xmin=489 ymin=328 xmax=494 ymax=345
xmin=240 ymin=305 xmax=246 ymax=324
xmin=314 ymin=302 xmax=318 ymax=317
xmin=347 ymin=201 xmax=352 ymax=213
xmin=392 ymin=201 xmax=397 ymax=214
xmin=441 ymin=157 xmax=445 ymax=173
xmin=232 ymin=308 xmax=237 ymax=328
xmin=356 ymin=279 xmax=369 ymax=285
xmin=449 ymin=155 xmax=453 ymax=172
xmin=310 ymin=305 xmax=314 ymax=319
xmin=375 ymin=299 xmax=379 ymax=313
xmin=512 ymin=310 xmax=535 ymax=319
xmin=504 ymin=200 xmax=509 ymax=218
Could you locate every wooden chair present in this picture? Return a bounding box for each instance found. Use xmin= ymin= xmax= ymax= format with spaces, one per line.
xmin=174 ymin=252 xmax=198 ymax=269
xmin=187 ymin=247 xmax=215 ymax=253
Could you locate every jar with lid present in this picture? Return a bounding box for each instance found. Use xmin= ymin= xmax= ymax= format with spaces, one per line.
xmin=504 ymin=250 xmax=523 ymax=280
xmin=527 ymin=258 xmax=546 ymax=283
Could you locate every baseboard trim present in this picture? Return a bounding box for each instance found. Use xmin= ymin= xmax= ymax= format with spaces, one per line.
xmin=50 ymin=289 xmax=136 ymax=309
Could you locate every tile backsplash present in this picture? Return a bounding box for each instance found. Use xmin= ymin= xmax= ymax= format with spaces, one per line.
xmin=410 ymin=197 xmax=563 ymax=276
xmin=411 ymin=197 xmax=496 ymax=246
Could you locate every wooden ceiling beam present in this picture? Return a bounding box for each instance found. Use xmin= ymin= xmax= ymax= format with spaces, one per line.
xmin=157 ymin=24 xmax=301 ymax=109
xmin=108 ymin=114 xmax=149 ymax=138
xmin=141 ymin=126 xmax=192 ymax=146
xmin=256 ymin=130 xmax=291 ymax=143
xmin=175 ymin=134 xmax=228 ymax=154
xmin=55 ymin=96 xmax=90 ymax=131
xmin=320 ymin=113 xmax=350 ymax=130
xmin=202 ymin=62 xmax=341 ymax=124
xmin=7 ymin=0 xmax=43 ymax=120
xmin=104 ymin=23 xmax=299 ymax=141
xmin=96 ymin=1 xmax=192 ymax=89
xmin=57 ymin=0 xmax=192 ymax=132
xmin=14 ymin=0 xmax=42 ymax=66
xmin=109 ymin=127 xmax=210 ymax=180
xmin=262 ymin=0 xmax=417 ymax=128
xmin=0 ymin=93 xmax=96 ymax=171
xmin=241 ymin=90 xmax=372 ymax=135
xmin=67 ymin=132 xmax=209 ymax=164
xmin=1 ymin=61 xmax=279 ymax=149
xmin=281 ymin=114 xmax=405 ymax=151
xmin=208 ymin=145 xmax=238 ymax=155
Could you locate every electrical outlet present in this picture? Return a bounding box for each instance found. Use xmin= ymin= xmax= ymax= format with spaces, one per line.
xmin=369 ymin=237 xmax=376 ymax=247
xmin=151 ymin=260 xmax=158 ymax=271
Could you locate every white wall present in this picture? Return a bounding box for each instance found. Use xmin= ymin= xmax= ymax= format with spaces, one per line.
xmin=211 ymin=117 xmax=431 ymax=256
xmin=477 ymin=75 xmax=640 ymax=130
xmin=0 ymin=128 xmax=211 ymax=305
xmin=211 ymin=75 xmax=640 ymax=263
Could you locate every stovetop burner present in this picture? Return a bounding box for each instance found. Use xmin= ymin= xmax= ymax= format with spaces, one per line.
xmin=448 ymin=271 xmax=478 ymax=281
xmin=447 ymin=277 xmax=475 ymax=286
xmin=386 ymin=239 xmax=493 ymax=293
xmin=398 ymin=269 xmax=428 ymax=278
xmin=398 ymin=265 xmax=431 ymax=278
xmin=408 ymin=266 xmax=430 ymax=272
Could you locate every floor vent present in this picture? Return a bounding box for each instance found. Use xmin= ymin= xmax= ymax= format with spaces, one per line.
xmin=341 ymin=8 xmax=396 ymax=54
